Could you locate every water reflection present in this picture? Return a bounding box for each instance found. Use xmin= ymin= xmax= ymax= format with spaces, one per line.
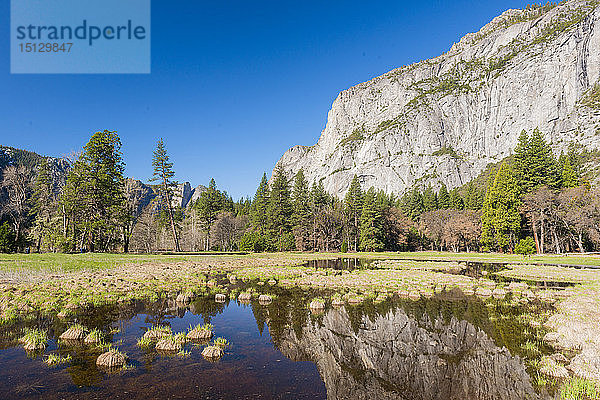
xmin=0 ymin=290 xmax=551 ymax=399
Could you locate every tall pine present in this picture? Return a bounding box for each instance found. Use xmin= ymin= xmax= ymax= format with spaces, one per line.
xmin=268 ymin=165 xmax=293 ymax=243
xmin=481 ymin=162 xmax=521 ymax=252
xmin=150 ymin=138 xmax=180 ymax=252
xmin=359 ymin=188 xmax=384 ymax=251
xmin=291 ymin=170 xmax=311 ymax=250
xmin=344 ymin=175 xmax=363 ymax=251
xmin=438 ymin=183 xmax=451 ymax=209
xmin=251 ymin=173 xmax=270 ymax=235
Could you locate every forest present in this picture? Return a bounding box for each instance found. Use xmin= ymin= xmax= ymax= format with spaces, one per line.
xmin=0 ymin=128 xmax=596 ymax=254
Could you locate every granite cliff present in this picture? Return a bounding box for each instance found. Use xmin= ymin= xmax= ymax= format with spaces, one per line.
xmin=274 ymin=0 xmax=600 ymax=197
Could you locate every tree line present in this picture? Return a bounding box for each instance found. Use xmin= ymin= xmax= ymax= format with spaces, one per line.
xmin=0 ymin=128 xmax=597 ymax=254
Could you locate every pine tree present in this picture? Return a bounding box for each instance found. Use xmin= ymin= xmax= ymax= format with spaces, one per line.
xmin=310 ymin=180 xmax=329 ymax=211
xmin=464 ymin=182 xmax=483 ymax=210
xmin=438 ymin=184 xmax=451 ymax=209
xmin=344 ymin=175 xmax=363 ymax=251
xmin=449 ymin=188 xmax=464 ymax=210
xmin=250 ymin=173 xmax=270 ymax=235
xmin=291 ymin=170 xmax=311 ymax=250
xmin=513 ymin=130 xmax=530 ymax=191
xmin=422 ymin=185 xmax=437 ymax=211
xmin=32 ymin=158 xmax=55 ymax=251
xmin=359 ymin=188 xmax=384 ymax=251
xmin=514 ymin=128 xmax=560 ymax=193
xmin=195 ymin=178 xmax=223 ymax=250
xmin=559 ymin=147 xmax=581 ymax=188
xmin=150 ymin=138 xmax=180 ymax=252
xmin=481 ymin=162 xmax=521 ymax=252
xmin=61 ymin=130 xmax=126 ymax=252
xmin=528 ymin=128 xmax=560 ymax=190
xmin=404 ymin=188 xmax=424 ymax=220
xmin=268 ymin=165 xmax=293 ymax=248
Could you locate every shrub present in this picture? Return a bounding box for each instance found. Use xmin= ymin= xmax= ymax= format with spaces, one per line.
xmin=238 ymin=232 xmax=272 ymax=252
xmin=0 ymin=222 xmax=16 ymax=253
xmin=515 ymin=237 xmax=536 ymax=256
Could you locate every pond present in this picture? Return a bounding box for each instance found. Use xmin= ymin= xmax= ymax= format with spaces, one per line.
xmin=0 ymin=284 xmax=557 ymax=400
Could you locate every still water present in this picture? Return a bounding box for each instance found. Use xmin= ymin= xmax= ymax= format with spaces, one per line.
xmin=0 ymin=287 xmax=553 ymax=400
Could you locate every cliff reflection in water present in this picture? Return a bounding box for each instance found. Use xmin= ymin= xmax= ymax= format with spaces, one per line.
xmin=0 ymin=289 xmax=551 ymax=400
xmin=266 ymin=295 xmax=546 ymax=400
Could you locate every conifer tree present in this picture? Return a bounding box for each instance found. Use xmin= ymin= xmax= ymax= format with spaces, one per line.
xmin=195 ymin=178 xmax=223 ymax=250
xmin=559 ymin=147 xmax=581 ymax=188
xmin=528 ymin=128 xmax=560 ymax=190
xmin=404 ymin=188 xmax=424 ymax=220
xmin=438 ymin=183 xmax=451 ymax=209
xmin=359 ymin=188 xmax=384 ymax=251
xmin=481 ymin=162 xmax=521 ymax=252
xmin=514 ymin=128 xmax=560 ymax=193
xmin=251 ymin=173 xmax=270 ymax=235
xmin=32 ymin=158 xmax=55 ymax=251
xmin=291 ymin=170 xmax=311 ymax=250
xmin=464 ymin=182 xmax=483 ymax=210
xmin=310 ymin=180 xmax=329 ymax=211
xmin=60 ymin=130 xmax=126 ymax=252
xmin=422 ymin=185 xmax=437 ymax=211
xmin=513 ymin=130 xmax=530 ymax=190
xmin=449 ymin=188 xmax=464 ymax=210
xmin=344 ymin=175 xmax=363 ymax=251
xmin=150 ymin=138 xmax=180 ymax=252
xmin=268 ymin=165 xmax=293 ymax=242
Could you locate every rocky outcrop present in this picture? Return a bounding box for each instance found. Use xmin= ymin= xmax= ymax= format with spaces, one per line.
xmin=189 ymin=184 xmax=207 ymax=205
xmin=172 ymin=182 xmax=193 ymax=208
xmin=274 ymin=0 xmax=600 ymax=197
xmin=275 ymin=307 xmax=542 ymax=400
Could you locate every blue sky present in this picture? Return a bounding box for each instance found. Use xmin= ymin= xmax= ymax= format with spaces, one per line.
xmin=1 ymin=0 xmax=533 ymax=199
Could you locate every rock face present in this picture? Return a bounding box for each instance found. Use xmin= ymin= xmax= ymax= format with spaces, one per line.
xmin=274 ymin=0 xmax=600 ymax=197
xmin=172 ymin=183 xmax=207 ymax=208
xmin=172 ymin=182 xmax=193 ymax=208
xmin=275 ymin=307 xmax=542 ymax=400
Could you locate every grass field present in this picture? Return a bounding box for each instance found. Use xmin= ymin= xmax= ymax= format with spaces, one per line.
xmin=1 ymin=251 xmax=599 ymax=272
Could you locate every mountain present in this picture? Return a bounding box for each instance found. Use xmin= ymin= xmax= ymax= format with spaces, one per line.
xmin=274 ymin=0 xmax=600 ymax=197
xmin=0 ymin=145 xmax=70 ymax=194
xmin=0 ymin=146 xmax=202 ymax=213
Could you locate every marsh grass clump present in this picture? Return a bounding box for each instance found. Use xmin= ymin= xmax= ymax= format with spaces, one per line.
xmin=347 ymin=294 xmax=365 ymax=304
xmin=521 ymin=340 xmax=541 ymax=356
xmin=559 ymin=377 xmax=600 ymax=399
xmin=96 ymin=346 xmax=128 ymax=370
xmin=136 ymin=336 xmax=154 ymax=349
xmin=143 ymin=325 xmax=172 ymax=341
xmin=540 ymin=356 xmax=569 ymax=379
xmin=57 ymin=309 xmax=73 ymax=320
xmin=84 ymin=328 xmax=103 ymax=345
xmin=177 ymin=349 xmax=191 ymax=358
xmin=214 ymin=337 xmax=229 ymax=348
xmin=176 ymin=291 xmax=194 ymax=304
xmin=59 ymin=323 xmax=87 ymax=342
xmin=331 ymin=294 xmax=345 ymax=307
xmin=156 ymin=332 xmax=187 ymax=352
xmin=44 ymin=353 xmax=72 ymax=366
xmin=215 ymin=293 xmax=227 ymax=302
xmin=201 ymin=344 xmax=224 ymax=361
xmin=187 ymin=323 xmax=213 ymax=341
xmin=309 ymin=297 xmax=326 ymax=310
xmin=258 ymin=294 xmax=272 ymax=304
xmin=19 ymin=328 xmax=48 ymax=351
xmin=238 ymin=292 xmax=252 ymax=302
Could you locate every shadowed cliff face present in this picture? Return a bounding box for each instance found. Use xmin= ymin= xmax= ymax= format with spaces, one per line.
xmin=276 ymin=307 xmax=542 ymax=400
